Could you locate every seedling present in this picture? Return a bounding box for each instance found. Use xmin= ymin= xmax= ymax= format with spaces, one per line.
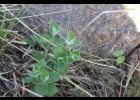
xmin=23 ymin=20 xmax=82 ymax=97
xmin=113 ymin=50 xmax=125 ymax=66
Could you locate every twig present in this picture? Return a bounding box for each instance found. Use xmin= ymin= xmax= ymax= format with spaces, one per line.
xmin=0 ymin=9 xmax=71 ymax=22
xmin=82 ymin=58 xmax=122 ymax=71
xmin=0 ymin=71 xmax=11 ymax=75
xmin=119 ymin=72 xmax=125 ymax=97
xmin=3 ymin=30 xmax=18 ymax=34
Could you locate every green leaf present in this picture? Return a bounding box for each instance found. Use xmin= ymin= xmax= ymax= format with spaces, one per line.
xmin=31 ymin=52 xmax=44 ymax=61
xmin=49 ymin=72 xmax=60 ymax=83
xmin=50 ymin=46 xmax=55 ymax=52
xmin=39 ymin=42 xmax=49 ymax=50
xmin=31 ymin=35 xmax=39 ymax=43
xmin=30 ymin=71 xmax=42 ymax=78
xmin=66 ymin=50 xmax=82 ymax=64
xmin=50 ymin=20 xmax=62 ymax=36
xmin=38 ymin=34 xmax=53 ymax=43
xmin=53 ymin=46 xmax=68 ymax=58
xmin=70 ymin=50 xmax=80 ymax=56
xmin=63 ymin=66 xmax=68 ymax=74
xmin=57 ymin=57 xmax=64 ymax=62
xmin=31 ymin=34 xmax=52 ymax=44
xmin=24 ymin=76 xmax=35 ymax=83
xmin=47 ymin=61 xmax=55 ymax=69
xmin=67 ymin=31 xmax=75 ymax=41
xmin=70 ymin=50 xmax=82 ymax=61
xmin=24 ymin=38 xmax=35 ymax=47
xmin=30 ymin=59 xmax=47 ymax=77
xmin=36 ymin=59 xmax=46 ymax=70
xmin=116 ymin=56 xmax=125 ymax=64
xmin=32 ymin=34 xmax=49 ymax=49
xmin=46 ymin=83 xmax=58 ymax=96
xmin=52 ymin=57 xmax=58 ymax=65
xmin=113 ymin=50 xmax=123 ymax=57
xmin=67 ymin=56 xmax=74 ymax=64
xmin=40 ymin=69 xmax=49 ymax=83
xmin=67 ymin=39 xmax=81 ymax=48
xmin=28 ymin=84 xmax=36 ymax=97
xmin=33 ymin=65 xmax=40 ymax=73
xmin=57 ymin=61 xmax=66 ymax=72
xmin=71 ymin=54 xmax=80 ymax=60
xmin=35 ymin=83 xmax=48 ymax=95
xmin=40 ymin=34 xmax=53 ymax=41
xmin=66 ymin=31 xmax=80 ymax=48
xmin=53 ymin=37 xmax=65 ymax=45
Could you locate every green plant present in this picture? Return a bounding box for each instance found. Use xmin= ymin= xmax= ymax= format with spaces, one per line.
xmin=23 ymin=20 xmax=82 ymax=97
xmin=0 ymin=11 xmax=8 ymax=39
xmin=113 ymin=50 xmax=125 ymax=66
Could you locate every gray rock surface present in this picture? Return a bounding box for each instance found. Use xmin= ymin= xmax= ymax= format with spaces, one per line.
xmin=15 ymin=4 xmax=140 ymax=58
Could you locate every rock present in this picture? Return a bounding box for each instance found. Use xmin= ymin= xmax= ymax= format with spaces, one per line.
xmin=14 ymin=4 xmax=140 ymax=58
